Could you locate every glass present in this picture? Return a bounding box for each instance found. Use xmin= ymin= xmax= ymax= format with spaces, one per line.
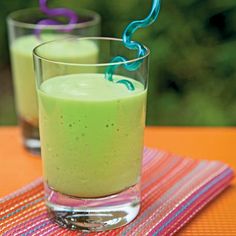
xmin=7 ymin=7 xmax=100 ymax=154
xmin=33 ymin=37 xmax=149 ymax=232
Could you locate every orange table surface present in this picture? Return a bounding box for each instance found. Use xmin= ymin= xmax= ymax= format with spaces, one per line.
xmin=0 ymin=126 xmax=235 ymax=235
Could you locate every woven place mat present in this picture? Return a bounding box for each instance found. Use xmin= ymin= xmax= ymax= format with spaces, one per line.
xmin=0 ymin=148 xmax=234 ymax=236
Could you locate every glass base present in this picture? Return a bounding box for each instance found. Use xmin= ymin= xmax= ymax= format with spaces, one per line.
xmin=45 ymin=183 xmax=140 ymax=232
xmin=20 ymin=118 xmax=41 ymax=155
xmin=23 ymin=138 xmax=41 ymax=155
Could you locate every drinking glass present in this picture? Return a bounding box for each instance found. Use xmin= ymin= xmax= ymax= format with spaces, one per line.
xmin=7 ymin=7 xmax=100 ymax=154
xmin=33 ymin=37 xmax=149 ymax=231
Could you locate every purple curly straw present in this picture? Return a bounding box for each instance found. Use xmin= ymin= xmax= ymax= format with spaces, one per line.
xmin=35 ymin=0 xmax=78 ymax=38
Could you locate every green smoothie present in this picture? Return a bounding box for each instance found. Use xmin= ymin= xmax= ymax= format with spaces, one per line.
xmin=11 ymin=35 xmax=98 ymax=125
xmin=38 ymin=73 xmax=146 ymax=198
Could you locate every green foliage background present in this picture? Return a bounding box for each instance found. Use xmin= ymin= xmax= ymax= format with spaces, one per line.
xmin=0 ymin=0 xmax=235 ymax=126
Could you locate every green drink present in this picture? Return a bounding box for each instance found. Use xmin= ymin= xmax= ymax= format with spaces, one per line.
xmin=38 ymin=73 xmax=146 ymax=197
xmin=34 ymin=37 xmax=149 ymax=231
xmin=11 ymin=35 xmax=56 ymax=126
xmin=7 ymin=8 xmax=100 ymax=154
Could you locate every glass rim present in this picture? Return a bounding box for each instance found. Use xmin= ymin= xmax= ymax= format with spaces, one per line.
xmin=33 ymin=37 xmax=150 ymax=67
xmin=7 ymin=7 xmax=101 ymax=30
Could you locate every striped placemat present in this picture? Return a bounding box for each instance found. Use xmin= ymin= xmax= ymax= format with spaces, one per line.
xmin=0 ymin=148 xmax=234 ymax=236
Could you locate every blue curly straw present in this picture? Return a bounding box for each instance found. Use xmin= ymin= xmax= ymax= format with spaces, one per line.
xmin=105 ymin=0 xmax=161 ymax=91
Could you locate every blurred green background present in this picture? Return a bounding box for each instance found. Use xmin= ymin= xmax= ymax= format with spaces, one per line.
xmin=0 ymin=0 xmax=235 ymax=126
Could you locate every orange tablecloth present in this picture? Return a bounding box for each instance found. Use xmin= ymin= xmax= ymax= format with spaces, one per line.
xmin=0 ymin=127 xmax=235 ymax=235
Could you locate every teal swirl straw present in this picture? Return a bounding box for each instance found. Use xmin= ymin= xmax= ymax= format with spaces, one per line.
xmin=105 ymin=0 xmax=161 ymax=90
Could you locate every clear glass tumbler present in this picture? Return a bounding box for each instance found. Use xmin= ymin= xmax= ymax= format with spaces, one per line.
xmin=33 ymin=37 xmax=149 ymax=232
xmin=7 ymin=7 xmax=100 ymax=154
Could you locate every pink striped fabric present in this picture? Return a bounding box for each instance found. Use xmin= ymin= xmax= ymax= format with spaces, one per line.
xmin=0 ymin=148 xmax=234 ymax=235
